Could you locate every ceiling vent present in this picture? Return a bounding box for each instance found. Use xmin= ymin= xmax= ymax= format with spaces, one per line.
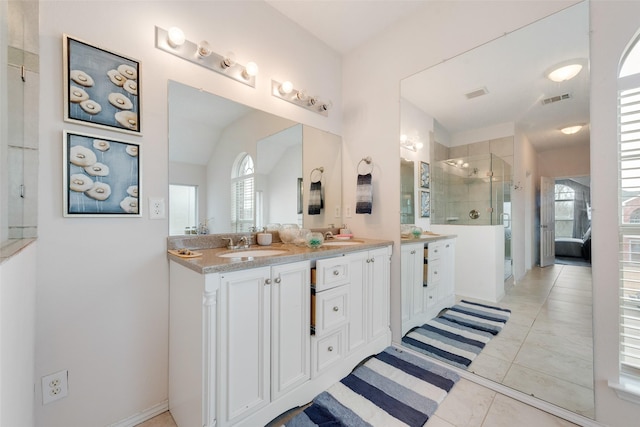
xmin=465 ymin=87 xmax=489 ymax=100
xmin=541 ymin=93 xmax=571 ymax=105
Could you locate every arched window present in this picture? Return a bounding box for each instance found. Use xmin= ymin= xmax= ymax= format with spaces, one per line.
xmin=231 ymin=152 xmax=255 ymax=232
xmin=618 ymin=29 xmax=640 ymax=378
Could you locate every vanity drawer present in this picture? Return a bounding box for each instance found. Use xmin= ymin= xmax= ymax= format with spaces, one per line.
xmin=312 ymin=328 xmax=344 ymax=375
xmin=314 ymin=257 xmax=350 ymax=292
xmin=314 ymin=285 xmax=349 ymax=336
xmin=428 ymin=241 xmax=444 ymax=260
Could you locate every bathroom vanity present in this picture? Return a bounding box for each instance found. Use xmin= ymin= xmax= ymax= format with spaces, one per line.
xmin=167 ymin=237 xmax=392 ymax=427
xmin=401 ymin=234 xmax=456 ymax=336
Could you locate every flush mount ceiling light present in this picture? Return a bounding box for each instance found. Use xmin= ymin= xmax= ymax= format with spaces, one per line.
xmin=546 ymin=60 xmax=584 ymax=82
xmin=155 ymin=26 xmax=258 ymax=87
xmin=560 ymin=124 xmax=584 ymax=135
xmin=271 ymin=80 xmax=332 ymax=116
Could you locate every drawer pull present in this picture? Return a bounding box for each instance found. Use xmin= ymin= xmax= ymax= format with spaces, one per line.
xmin=333 ymin=270 xmax=340 ymax=276
xmin=410 ymin=250 xmax=416 ymax=254
xmin=328 ymin=346 xmax=334 ymax=352
xmin=275 ymin=277 xmax=281 ymax=283
xmin=265 ymin=278 xmax=272 ymax=285
xmin=434 ymin=271 xmax=438 ymax=275
xmin=333 ymin=306 xmax=339 ymax=312
xmin=434 ymin=249 xmax=439 ymax=253
xmin=429 ymin=296 xmax=433 ymax=299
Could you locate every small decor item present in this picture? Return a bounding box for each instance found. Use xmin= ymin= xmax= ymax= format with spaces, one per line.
xmin=63 ymin=131 xmax=140 ymax=217
xmin=306 ymin=232 xmax=324 ymax=249
xmin=64 ymin=34 xmax=141 ymax=135
xmin=420 ymin=161 xmax=430 ymax=189
xmin=421 ymin=191 xmax=430 ymax=218
xmin=411 ymin=226 xmax=423 ymax=238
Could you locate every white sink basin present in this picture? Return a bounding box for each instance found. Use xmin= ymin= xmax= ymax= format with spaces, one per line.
xmin=323 ymin=240 xmax=365 ymax=246
xmin=218 ymin=249 xmax=289 ymax=258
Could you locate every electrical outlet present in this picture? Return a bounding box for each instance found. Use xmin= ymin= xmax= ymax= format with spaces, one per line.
xmin=42 ymin=370 xmax=68 ymax=405
xmin=335 ymin=206 xmax=340 ymax=218
xmin=149 ymin=197 xmax=166 ymax=219
xmin=346 ymin=205 xmax=352 ymax=218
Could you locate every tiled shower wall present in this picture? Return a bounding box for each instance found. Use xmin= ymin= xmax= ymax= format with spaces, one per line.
xmin=431 ymin=137 xmax=513 ymax=225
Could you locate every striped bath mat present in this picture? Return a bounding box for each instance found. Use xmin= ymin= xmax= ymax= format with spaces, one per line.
xmin=285 ymin=346 xmax=459 ymax=427
xmin=402 ymin=300 xmax=511 ymax=369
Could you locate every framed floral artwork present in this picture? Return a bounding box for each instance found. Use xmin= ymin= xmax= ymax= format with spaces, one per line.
xmin=63 ymin=131 xmax=140 ymax=217
xmin=421 ymin=191 xmax=430 ymax=218
xmin=420 ymin=161 xmax=430 ymax=189
xmin=63 ymin=34 xmax=141 ymax=134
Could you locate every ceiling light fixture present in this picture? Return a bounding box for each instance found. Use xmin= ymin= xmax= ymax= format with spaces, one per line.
xmin=271 ymin=80 xmax=332 ymax=116
xmin=546 ymin=60 xmax=584 ymax=82
xmin=560 ymin=125 xmax=583 ymax=135
xmin=155 ymin=26 xmax=258 ymax=87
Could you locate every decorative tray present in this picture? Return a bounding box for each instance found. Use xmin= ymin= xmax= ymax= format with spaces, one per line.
xmin=168 ymin=249 xmax=203 ymax=258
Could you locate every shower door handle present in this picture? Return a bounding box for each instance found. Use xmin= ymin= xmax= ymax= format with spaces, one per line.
xmin=501 ymin=213 xmax=511 ymax=228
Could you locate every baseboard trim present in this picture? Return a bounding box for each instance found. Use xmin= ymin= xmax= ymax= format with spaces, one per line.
xmin=109 ymin=400 xmax=169 ymax=427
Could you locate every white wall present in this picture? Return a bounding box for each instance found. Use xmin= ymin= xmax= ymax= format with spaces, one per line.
xmin=591 ymin=1 xmax=640 ymax=425
xmin=0 ymin=242 xmax=36 ymax=427
xmin=538 ymin=144 xmax=591 ymax=178
xmin=38 ymin=2 xmax=341 ymax=426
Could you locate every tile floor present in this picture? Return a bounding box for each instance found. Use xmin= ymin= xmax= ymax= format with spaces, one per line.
xmin=464 ymin=264 xmax=594 ymax=419
xmin=137 ymin=264 xmax=591 ymax=427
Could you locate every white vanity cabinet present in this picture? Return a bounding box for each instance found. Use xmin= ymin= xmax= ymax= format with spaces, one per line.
xmin=218 ymin=261 xmax=310 ymax=426
xmin=168 ymin=240 xmax=392 ymax=427
xmin=401 ymin=237 xmax=456 ymax=336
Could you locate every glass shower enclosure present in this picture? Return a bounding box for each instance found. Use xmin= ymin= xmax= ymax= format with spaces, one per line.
xmin=431 ymin=153 xmax=512 ymax=279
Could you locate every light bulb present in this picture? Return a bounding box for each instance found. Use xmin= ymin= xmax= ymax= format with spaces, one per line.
xmin=400 ymin=134 xmax=408 ymax=143
xmin=167 ymin=27 xmax=185 ymax=48
xmin=308 ymin=96 xmax=318 ymax=106
xmin=279 ymin=81 xmax=293 ymax=95
xmin=295 ymin=89 xmax=308 ymax=101
xmin=196 ymin=41 xmax=212 ymax=58
xmin=415 ymin=141 xmax=424 ymax=150
xmin=221 ymin=52 xmax=236 ymax=69
xmin=321 ymin=100 xmax=333 ymax=111
xmin=243 ymin=61 xmax=259 ymax=78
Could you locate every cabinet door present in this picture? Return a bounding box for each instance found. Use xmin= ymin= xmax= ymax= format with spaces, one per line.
xmin=368 ymin=246 xmax=391 ymax=340
xmin=345 ymin=251 xmax=368 ymax=352
xmin=439 ymin=239 xmax=456 ymax=306
xmin=271 ymin=261 xmax=311 ymax=400
xmin=219 ymin=267 xmax=271 ymax=425
xmin=401 ymin=243 xmax=422 ymax=335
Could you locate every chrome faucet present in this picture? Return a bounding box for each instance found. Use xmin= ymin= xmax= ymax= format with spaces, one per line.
xmin=238 ymin=236 xmax=250 ymax=248
xmin=324 ymin=231 xmax=334 ymax=240
xmin=222 ymin=237 xmax=234 ymax=249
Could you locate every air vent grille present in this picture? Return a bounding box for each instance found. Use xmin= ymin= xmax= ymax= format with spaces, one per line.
xmin=542 ymin=93 xmax=571 ymax=105
xmin=465 ymin=87 xmax=488 ymax=99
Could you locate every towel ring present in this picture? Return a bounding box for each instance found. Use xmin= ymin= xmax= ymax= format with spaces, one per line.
xmin=310 ymin=166 xmax=324 ymax=183
xmin=357 ymin=157 xmax=373 ymax=175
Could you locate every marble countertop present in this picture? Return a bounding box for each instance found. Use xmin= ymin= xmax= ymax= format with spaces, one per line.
xmin=167 ymin=237 xmax=393 ymax=275
xmin=400 ymin=233 xmax=456 ymax=245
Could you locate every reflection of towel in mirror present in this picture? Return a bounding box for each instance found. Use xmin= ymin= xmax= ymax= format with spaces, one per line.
xmin=308 ymin=181 xmax=323 ymax=215
xmin=356 ymin=173 xmax=372 ymax=214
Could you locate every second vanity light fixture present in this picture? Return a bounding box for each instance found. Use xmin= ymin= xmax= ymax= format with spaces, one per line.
xmin=155 ymin=26 xmax=258 ymax=87
xmin=400 ymin=134 xmax=423 ymax=152
xmin=271 ymin=80 xmax=332 ymax=116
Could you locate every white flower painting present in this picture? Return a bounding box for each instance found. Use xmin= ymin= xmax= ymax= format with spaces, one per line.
xmin=64 ymin=131 xmax=140 ymax=217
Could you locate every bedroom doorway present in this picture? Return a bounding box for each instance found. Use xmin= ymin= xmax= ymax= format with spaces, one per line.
xmin=554 ymin=176 xmax=591 ymax=266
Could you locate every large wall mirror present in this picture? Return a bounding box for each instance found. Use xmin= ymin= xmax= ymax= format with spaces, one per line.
xmin=168 ymin=80 xmax=342 ymax=235
xmin=399 ymin=1 xmax=592 ymax=419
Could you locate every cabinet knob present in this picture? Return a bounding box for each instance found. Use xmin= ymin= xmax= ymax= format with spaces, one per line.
xmin=446 ymin=244 xmax=450 ymax=248
xmin=265 ymin=278 xmax=272 ymax=285
xmin=410 ymin=250 xmax=416 ymax=254
xmin=429 ymin=296 xmax=433 ymax=299
xmin=434 ymin=249 xmax=439 ymax=253
xmin=434 ymin=271 xmax=438 ymax=275
xmin=328 ymin=346 xmax=334 ymax=352
xmin=366 ymin=259 xmax=371 ymax=263
xmin=333 ymin=306 xmax=339 ymax=312
xmin=370 ymin=258 xmax=375 ymax=263
xmin=333 ymin=270 xmax=340 ymax=276
xmin=275 ymin=277 xmax=281 ymax=283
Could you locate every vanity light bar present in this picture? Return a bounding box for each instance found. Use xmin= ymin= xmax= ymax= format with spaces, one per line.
xmin=271 ymin=80 xmax=332 ymax=117
xmin=155 ymin=26 xmax=257 ymax=88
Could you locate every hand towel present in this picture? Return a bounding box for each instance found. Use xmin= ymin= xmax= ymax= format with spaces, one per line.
xmin=308 ymin=180 xmax=323 ymax=215
xmin=356 ymin=173 xmax=372 ymax=214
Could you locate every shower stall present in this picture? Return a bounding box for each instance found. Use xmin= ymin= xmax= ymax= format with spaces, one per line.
xmin=430 ymin=153 xmax=513 ymax=287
